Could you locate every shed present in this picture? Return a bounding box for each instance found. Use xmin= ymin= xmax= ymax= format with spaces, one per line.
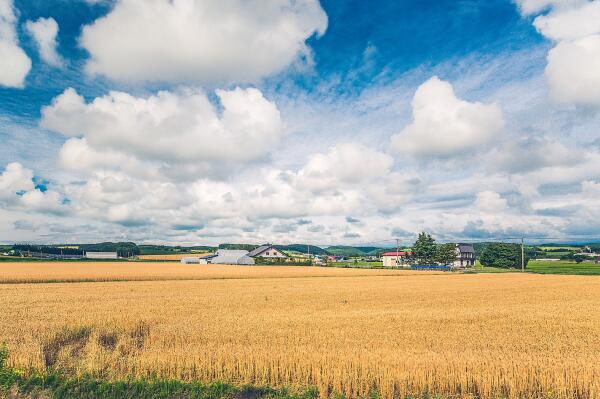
xmin=85 ymin=251 xmax=118 ymax=259
xmin=382 ymin=251 xmax=410 ymax=267
xmin=180 ymin=257 xmax=208 ymax=264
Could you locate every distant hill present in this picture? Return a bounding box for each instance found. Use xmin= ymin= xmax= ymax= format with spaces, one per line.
xmin=79 ymin=242 xmax=140 ymax=257
xmin=326 ymin=246 xmax=388 ymax=256
xmin=276 ymin=244 xmax=329 ymax=255
xmin=139 ymin=244 xmax=215 ymax=254
xmin=218 ymin=243 xmax=259 ymax=251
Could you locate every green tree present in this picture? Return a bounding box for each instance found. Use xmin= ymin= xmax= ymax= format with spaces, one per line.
xmin=411 ymin=232 xmax=437 ymax=265
xmin=435 ymin=243 xmax=457 ymax=265
xmin=480 ymin=243 xmax=529 ymax=269
xmin=573 ymin=254 xmax=586 ymax=263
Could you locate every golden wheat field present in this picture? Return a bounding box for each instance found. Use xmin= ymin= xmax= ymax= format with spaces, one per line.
xmin=1 ymin=263 xmax=600 ymax=399
xmin=0 ymin=262 xmax=424 ymax=283
xmin=137 ymin=253 xmax=210 ymax=261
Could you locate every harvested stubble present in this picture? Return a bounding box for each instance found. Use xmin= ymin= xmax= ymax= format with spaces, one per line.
xmin=1 ymin=265 xmax=599 ymax=399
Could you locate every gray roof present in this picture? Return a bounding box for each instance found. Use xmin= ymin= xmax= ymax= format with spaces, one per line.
xmin=458 ymin=244 xmax=475 ymax=253
xmin=247 ymin=245 xmax=272 ymax=257
xmin=209 ymin=249 xmax=255 ymax=265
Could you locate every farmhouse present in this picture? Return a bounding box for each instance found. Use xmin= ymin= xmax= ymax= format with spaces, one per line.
xmin=85 ymin=251 xmax=118 ymax=259
xmin=382 ymin=251 xmax=410 ymax=267
xmin=247 ymin=244 xmax=289 ymax=260
xmin=208 ymin=249 xmax=255 ymax=265
xmin=454 ymin=244 xmax=475 ymax=267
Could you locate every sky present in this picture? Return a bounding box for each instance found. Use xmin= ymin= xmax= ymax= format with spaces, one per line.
xmin=0 ymin=0 xmax=599 ymax=246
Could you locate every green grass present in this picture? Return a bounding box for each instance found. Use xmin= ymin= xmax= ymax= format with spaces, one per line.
xmin=328 ymin=261 xmax=384 ymax=268
xmin=527 ymin=260 xmax=600 ymax=275
xmin=0 ymin=346 xmax=318 ymax=399
xmin=0 ymin=257 xmax=129 ymax=263
xmin=538 ymin=246 xmax=580 ymax=251
xmin=474 ymin=260 xmax=600 ymax=275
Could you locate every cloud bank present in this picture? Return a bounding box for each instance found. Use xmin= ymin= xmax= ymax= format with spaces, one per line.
xmin=80 ymin=0 xmax=328 ymax=84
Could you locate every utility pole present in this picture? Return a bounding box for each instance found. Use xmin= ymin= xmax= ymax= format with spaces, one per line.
xmin=307 ymin=244 xmax=311 ymax=266
xmin=396 ymin=238 xmax=400 ymax=268
xmin=521 ymin=237 xmax=525 ymax=272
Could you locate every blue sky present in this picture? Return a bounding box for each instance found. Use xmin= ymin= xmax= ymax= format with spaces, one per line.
xmin=1 ymin=0 xmax=599 ymax=245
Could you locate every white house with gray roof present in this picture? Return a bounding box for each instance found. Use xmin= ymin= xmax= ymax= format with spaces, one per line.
xmin=454 ymin=244 xmax=475 ymax=267
xmin=247 ymin=244 xmax=288 ymax=260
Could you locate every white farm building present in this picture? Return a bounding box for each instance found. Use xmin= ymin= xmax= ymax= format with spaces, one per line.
xmin=180 ymin=257 xmax=208 ymax=264
xmin=85 ymin=251 xmax=118 ymax=259
xmin=207 ymin=250 xmax=255 ymax=265
xmin=247 ymin=244 xmax=288 ymax=260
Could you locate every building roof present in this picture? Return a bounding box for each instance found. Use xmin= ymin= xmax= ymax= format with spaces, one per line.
xmin=247 ymin=245 xmax=272 ymax=257
xmin=247 ymin=244 xmax=288 ymax=258
xmin=382 ymin=251 xmax=410 ymax=256
xmin=457 ymin=245 xmax=475 ymax=253
xmin=211 ymin=250 xmax=252 ymax=264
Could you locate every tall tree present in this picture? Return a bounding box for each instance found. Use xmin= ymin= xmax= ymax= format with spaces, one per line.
xmin=480 ymin=243 xmax=529 ymax=269
xmin=435 ymin=243 xmax=457 ymax=265
xmin=412 ymin=232 xmax=437 ymax=265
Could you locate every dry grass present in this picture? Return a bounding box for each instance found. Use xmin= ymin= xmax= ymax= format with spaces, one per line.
xmin=1 ymin=265 xmax=599 ymax=398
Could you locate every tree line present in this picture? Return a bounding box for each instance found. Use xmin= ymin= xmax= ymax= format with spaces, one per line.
xmin=408 ymin=233 xmax=528 ymax=269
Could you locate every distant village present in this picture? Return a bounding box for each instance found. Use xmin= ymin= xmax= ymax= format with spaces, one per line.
xmin=4 ymin=235 xmax=600 ymax=270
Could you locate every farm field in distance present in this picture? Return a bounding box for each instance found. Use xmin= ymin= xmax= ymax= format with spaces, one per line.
xmin=137 ymin=253 xmax=211 ymax=261
xmin=2 ymin=263 xmax=600 ymax=398
xmin=0 ymin=262 xmax=424 ymax=284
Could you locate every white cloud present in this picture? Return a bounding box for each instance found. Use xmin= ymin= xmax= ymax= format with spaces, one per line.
xmin=517 ymin=0 xmax=600 ymax=105
xmin=0 ymin=162 xmax=66 ymax=214
xmin=532 ymin=1 xmax=600 ymax=40
xmin=0 ymin=162 xmax=34 ymax=201
xmin=545 ymin=35 xmax=600 ymax=105
xmin=19 ymin=189 xmax=65 ymax=214
xmin=489 ymin=137 xmax=579 ymax=173
xmin=41 ymin=87 xmax=283 ymax=176
xmin=475 ymin=191 xmax=508 ymax=212
xmin=390 ymin=76 xmax=504 ymax=158
xmin=515 ymin=0 xmax=586 ymax=15
xmin=297 ymin=142 xmax=393 ymax=189
xmin=0 ymin=0 xmax=31 ymax=87
xmin=25 ymin=17 xmax=63 ymax=67
xmin=80 ymin=0 xmax=327 ymax=83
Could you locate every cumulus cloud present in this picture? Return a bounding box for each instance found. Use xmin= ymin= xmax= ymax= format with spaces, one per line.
xmin=0 ymin=162 xmax=34 ymax=201
xmin=515 ymin=0 xmax=585 ymax=15
xmin=41 ymin=87 xmax=283 ymax=178
xmin=296 ymin=142 xmax=394 ymax=191
xmin=25 ymin=17 xmax=63 ymax=67
xmin=545 ymin=35 xmax=600 ymax=105
xmin=475 ymin=191 xmax=508 ymax=212
xmin=0 ymin=162 xmax=66 ymax=214
xmin=80 ymin=0 xmax=327 ymax=83
xmin=489 ymin=137 xmax=579 ymax=173
xmin=517 ymin=0 xmax=600 ymax=105
xmin=0 ymin=0 xmax=31 ymax=87
xmin=391 ymin=76 xmax=504 ymax=158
